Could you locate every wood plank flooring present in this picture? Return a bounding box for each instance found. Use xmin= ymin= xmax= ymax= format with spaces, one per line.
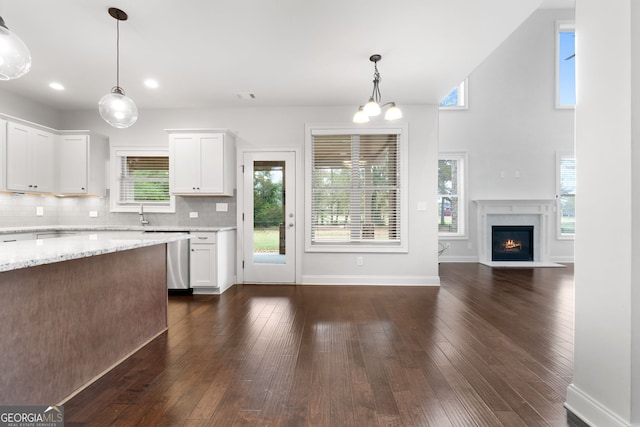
xmin=64 ymin=263 xmax=574 ymax=426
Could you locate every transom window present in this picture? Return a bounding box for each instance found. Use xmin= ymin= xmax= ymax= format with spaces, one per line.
xmin=439 ymin=79 xmax=468 ymax=109
xmin=306 ymin=127 xmax=407 ymax=252
xmin=557 ymin=21 xmax=576 ymax=108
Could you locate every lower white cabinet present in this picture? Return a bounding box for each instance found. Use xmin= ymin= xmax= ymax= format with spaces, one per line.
xmin=1 ymin=233 xmax=35 ymax=243
xmin=189 ymin=230 xmax=235 ymax=294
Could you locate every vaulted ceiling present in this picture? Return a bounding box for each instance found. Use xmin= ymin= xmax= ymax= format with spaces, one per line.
xmin=0 ymin=0 xmax=573 ymax=111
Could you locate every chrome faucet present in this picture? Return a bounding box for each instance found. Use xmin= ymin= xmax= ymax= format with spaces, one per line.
xmin=139 ymin=204 xmax=149 ymax=225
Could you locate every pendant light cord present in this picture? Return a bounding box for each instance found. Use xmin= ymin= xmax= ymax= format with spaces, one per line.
xmin=116 ymin=18 xmax=120 ymax=89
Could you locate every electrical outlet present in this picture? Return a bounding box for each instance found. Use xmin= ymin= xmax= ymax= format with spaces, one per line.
xmin=36 ymin=206 xmax=44 ymax=216
xmin=189 ymin=212 xmax=199 ymax=218
xmin=468 ymin=242 xmax=473 ymax=249
xmin=216 ymin=203 xmax=228 ymax=212
xmin=356 ymin=256 xmax=364 ymax=266
xmin=89 ymin=211 xmax=98 ymax=218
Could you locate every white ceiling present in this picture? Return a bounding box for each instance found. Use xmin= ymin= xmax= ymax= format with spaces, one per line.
xmin=0 ymin=0 xmax=572 ymax=111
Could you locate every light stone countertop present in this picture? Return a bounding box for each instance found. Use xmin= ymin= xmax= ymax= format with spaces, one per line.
xmin=0 ymin=225 xmax=236 ymax=235
xmin=0 ymin=231 xmax=192 ymax=273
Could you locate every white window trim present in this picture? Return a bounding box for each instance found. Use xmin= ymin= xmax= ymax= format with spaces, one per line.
xmin=439 ymin=78 xmax=468 ymax=110
xmin=556 ymin=20 xmax=576 ymax=109
xmin=304 ymin=124 xmax=409 ymax=253
xmin=109 ymin=147 xmax=176 ymax=213
xmin=556 ymin=151 xmax=575 ymax=240
xmin=438 ymin=151 xmax=467 ymax=239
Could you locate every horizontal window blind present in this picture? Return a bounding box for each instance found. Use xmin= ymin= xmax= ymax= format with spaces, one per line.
xmin=118 ymin=155 xmax=170 ymax=204
xmin=311 ymin=133 xmax=400 ymax=245
xmin=559 ymin=155 xmax=576 ymax=235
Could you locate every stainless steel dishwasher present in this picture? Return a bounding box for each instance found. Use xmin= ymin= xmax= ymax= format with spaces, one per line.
xmin=167 ymin=235 xmax=190 ymax=292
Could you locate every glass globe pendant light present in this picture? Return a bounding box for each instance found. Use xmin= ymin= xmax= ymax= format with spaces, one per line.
xmin=99 ymin=8 xmax=138 ymax=128
xmin=0 ymin=15 xmax=32 ymax=80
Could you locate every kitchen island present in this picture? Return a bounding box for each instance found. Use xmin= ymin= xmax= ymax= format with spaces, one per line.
xmin=0 ymin=232 xmax=190 ymax=405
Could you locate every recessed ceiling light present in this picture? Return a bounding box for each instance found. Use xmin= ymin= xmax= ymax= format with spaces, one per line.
xmin=144 ymin=79 xmax=159 ymax=89
xmin=236 ymin=92 xmax=256 ymax=100
xmin=49 ymin=82 xmax=64 ymax=91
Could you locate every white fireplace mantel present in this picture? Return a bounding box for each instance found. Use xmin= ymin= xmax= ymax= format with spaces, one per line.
xmin=473 ymin=199 xmax=563 ymax=267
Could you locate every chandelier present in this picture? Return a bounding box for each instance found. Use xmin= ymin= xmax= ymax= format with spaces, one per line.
xmin=353 ymin=54 xmax=402 ymax=123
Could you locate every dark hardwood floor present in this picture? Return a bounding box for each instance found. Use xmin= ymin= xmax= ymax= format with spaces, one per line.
xmin=64 ymin=263 xmax=574 ymax=426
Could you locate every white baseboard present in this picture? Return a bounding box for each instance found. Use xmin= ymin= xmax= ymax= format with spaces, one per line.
xmin=438 ymin=256 xmax=479 ymax=263
xmin=300 ymin=274 xmax=440 ymax=286
xmin=551 ymin=256 xmax=575 ymax=263
xmin=565 ymin=384 xmax=630 ymax=427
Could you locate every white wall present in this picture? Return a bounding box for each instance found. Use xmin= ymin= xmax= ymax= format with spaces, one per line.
xmin=438 ymin=9 xmax=575 ymax=263
xmin=0 ymin=89 xmax=62 ymax=129
xmin=565 ymin=1 xmax=639 ymax=426
xmin=57 ymin=105 xmax=440 ymax=285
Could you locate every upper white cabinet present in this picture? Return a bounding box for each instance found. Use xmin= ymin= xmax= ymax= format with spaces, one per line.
xmin=58 ymin=133 xmax=108 ymax=196
xmin=168 ymin=129 xmax=236 ymax=196
xmin=0 ymin=119 xmax=6 ymax=191
xmin=6 ymin=122 xmax=56 ymax=193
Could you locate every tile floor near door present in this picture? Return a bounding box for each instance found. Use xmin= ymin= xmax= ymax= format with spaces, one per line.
xmin=64 ymin=263 xmax=574 ymax=426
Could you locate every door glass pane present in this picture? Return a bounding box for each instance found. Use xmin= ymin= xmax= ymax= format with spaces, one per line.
xmin=253 ymin=161 xmax=286 ymax=264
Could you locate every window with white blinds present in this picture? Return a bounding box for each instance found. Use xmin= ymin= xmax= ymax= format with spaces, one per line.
xmin=438 ymin=152 xmax=466 ymax=237
xmin=110 ymin=149 xmax=175 ymax=213
xmin=308 ymin=129 xmax=405 ymax=251
xmin=558 ymin=152 xmax=576 ymax=237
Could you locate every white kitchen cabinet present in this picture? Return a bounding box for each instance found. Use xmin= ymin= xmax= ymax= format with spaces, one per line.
xmin=189 ymin=230 xmax=236 ymax=294
xmin=1 ymin=233 xmax=34 ymax=242
xmin=168 ymin=129 xmax=236 ymax=196
xmin=0 ymin=119 xmax=6 ymax=191
xmin=6 ymin=122 xmax=56 ymax=193
xmin=190 ymin=233 xmax=217 ymax=288
xmin=58 ymin=132 xmax=108 ymax=196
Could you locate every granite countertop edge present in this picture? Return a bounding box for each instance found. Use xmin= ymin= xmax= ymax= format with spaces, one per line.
xmin=0 ymin=231 xmax=197 ymax=273
xmin=0 ymin=225 xmax=237 ymax=234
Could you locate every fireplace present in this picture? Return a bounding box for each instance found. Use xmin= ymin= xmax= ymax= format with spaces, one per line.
xmin=492 ymin=225 xmax=534 ymax=262
xmin=473 ymin=199 xmax=563 ymax=267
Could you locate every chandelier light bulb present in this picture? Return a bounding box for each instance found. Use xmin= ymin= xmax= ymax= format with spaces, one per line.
xmin=384 ymin=103 xmax=403 ymax=121
xmin=363 ymin=98 xmax=381 ymax=116
xmin=0 ymin=16 xmax=32 ymax=80
xmin=353 ymin=106 xmax=370 ymax=123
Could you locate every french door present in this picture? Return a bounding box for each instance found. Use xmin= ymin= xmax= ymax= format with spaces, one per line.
xmin=241 ymin=151 xmax=296 ymax=283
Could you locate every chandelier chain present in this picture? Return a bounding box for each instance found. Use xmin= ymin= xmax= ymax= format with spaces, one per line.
xmin=370 ymin=62 xmax=381 ymax=103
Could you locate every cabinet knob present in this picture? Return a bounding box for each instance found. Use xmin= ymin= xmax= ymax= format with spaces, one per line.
xmin=28 ymin=184 xmax=33 ymax=188
xmin=33 ymin=185 xmax=38 ymax=189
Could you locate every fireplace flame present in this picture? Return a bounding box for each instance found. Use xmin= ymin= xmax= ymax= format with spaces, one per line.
xmin=503 ymin=239 xmax=522 ymax=250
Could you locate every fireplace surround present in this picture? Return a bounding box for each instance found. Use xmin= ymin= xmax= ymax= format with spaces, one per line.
xmin=474 ymin=199 xmax=563 ymax=267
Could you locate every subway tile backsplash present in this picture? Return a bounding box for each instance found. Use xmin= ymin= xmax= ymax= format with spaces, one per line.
xmin=0 ymin=192 xmax=236 ymax=228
